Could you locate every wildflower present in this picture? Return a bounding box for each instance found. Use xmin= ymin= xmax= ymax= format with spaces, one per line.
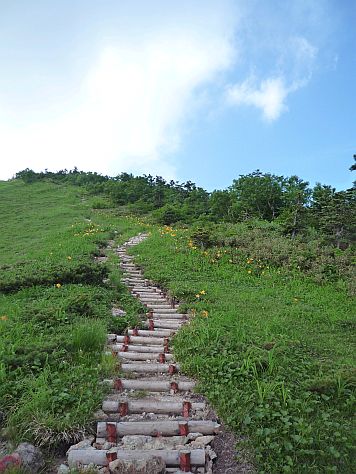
xmin=0 ymin=315 xmax=8 ymax=321
xmin=247 ymin=270 xmax=252 ymax=274
xmin=201 ymin=310 xmax=209 ymax=317
xmin=67 ymin=256 xmax=72 ymax=260
xmin=196 ymin=294 xmax=201 ymax=298
xmin=200 ymin=290 xmax=206 ymax=295
xmin=55 ymin=283 xmax=62 ymax=288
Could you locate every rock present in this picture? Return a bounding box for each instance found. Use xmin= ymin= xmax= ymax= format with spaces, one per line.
xmin=186 ymin=432 xmax=203 ymax=441
xmin=57 ymin=464 xmax=70 ymax=473
xmin=67 ymin=437 xmax=94 ymax=453
xmin=109 ymin=456 xmax=166 ymax=474
xmin=121 ymin=435 xmax=152 ymax=449
xmin=143 ymin=436 xmax=187 ymax=450
xmin=14 ymin=443 xmax=44 ymax=473
xmin=112 ymin=308 xmax=126 ymax=317
xmin=190 ymin=435 xmax=215 ymax=447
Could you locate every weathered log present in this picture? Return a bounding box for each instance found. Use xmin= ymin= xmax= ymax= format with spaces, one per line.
xmin=68 ymin=448 xmax=205 ymax=468
xmin=102 ymin=400 xmax=205 ymax=414
xmin=121 ymin=363 xmax=180 ymax=373
xmin=143 ymin=321 xmax=182 ymax=330
xmin=111 ymin=344 xmax=166 ymax=353
xmin=102 ymin=379 xmax=195 ymax=392
xmin=97 ymin=420 xmax=219 ymax=437
xmin=127 ymin=329 xmax=173 ymax=337
xmin=116 ymin=336 xmax=166 ymax=345
xmin=117 ymin=352 xmax=174 ymax=361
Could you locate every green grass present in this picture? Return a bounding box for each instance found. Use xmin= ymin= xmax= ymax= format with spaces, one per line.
xmin=131 ymin=226 xmax=355 ymax=473
xmin=0 ymin=180 xmax=147 ymax=448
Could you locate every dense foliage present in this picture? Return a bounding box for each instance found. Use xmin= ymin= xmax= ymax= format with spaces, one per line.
xmin=15 ymin=167 xmax=355 ymax=250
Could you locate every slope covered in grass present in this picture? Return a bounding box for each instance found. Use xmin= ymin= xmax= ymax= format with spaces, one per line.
xmin=131 ymin=226 xmax=355 ymax=473
xmin=0 ymin=180 xmax=147 ymax=448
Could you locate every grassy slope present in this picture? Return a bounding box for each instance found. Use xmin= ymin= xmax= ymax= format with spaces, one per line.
xmin=132 ymin=227 xmax=355 ymax=473
xmin=0 ymin=180 xmax=147 ymax=448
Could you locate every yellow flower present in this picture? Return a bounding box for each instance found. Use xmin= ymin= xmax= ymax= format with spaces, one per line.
xmin=67 ymin=256 xmax=72 ymax=260
xmin=200 ymin=290 xmax=206 ymax=295
xmin=247 ymin=270 xmax=252 ymax=274
xmin=55 ymin=283 xmax=62 ymax=288
xmin=201 ymin=310 xmax=209 ymax=317
xmin=196 ymin=294 xmax=201 ymax=298
xmin=0 ymin=315 xmax=8 ymax=321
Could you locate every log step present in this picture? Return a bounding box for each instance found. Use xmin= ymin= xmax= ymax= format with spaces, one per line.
xmin=117 ymin=351 xmax=174 ymax=362
xmin=127 ymin=329 xmax=174 ymax=337
xmin=102 ymin=399 xmax=205 ymax=415
xmin=97 ymin=420 xmax=220 ymax=437
xmin=68 ymin=448 xmax=206 ymax=468
xmin=103 ymin=379 xmax=195 ymax=392
xmin=116 ymin=335 xmax=166 ymax=345
xmin=121 ymin=363 xmax=180 ymax=374
xmin=112 ymin=344 xmax=166 ymax=353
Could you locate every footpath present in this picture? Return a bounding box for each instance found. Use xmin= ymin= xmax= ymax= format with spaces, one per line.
xmin=66 ymin=233 xmax=220 ymax=473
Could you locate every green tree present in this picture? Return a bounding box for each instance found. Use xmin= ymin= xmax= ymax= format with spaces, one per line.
xmin=229 ymin=170 xmax=285 ymax=221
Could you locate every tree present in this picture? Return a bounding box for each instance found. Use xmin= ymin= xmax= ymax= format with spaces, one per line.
xmin=278 ymin=176 xmax=311 ymax=237
xmin=229 ymin=170 xmax=285 ymax=221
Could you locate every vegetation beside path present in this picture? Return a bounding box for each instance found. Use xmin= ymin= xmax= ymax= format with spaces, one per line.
xmin=1 ymin=172 xmax=354 ymax=473
xmin=0 ymin=180 xmax=147 ymax=449
xmin=131 ymin=226 xmax=355 ymax=473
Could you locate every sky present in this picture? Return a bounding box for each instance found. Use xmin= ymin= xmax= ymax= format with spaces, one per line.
xmin=0 ymin=0 xmax=355 ymax=191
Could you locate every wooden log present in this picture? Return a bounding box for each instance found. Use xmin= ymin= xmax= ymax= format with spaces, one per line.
xmin=69 ymin=448 xmax=205 ymax=468
xmin=145 ymin=313 xmax=186 ymax=320
xmin=121 ymin=363 xmax=180 ymax=373
xmin=102 ymin=400 xmax=205 ymax=414
xmin=127 ymin=329 xmax=174 ymax=337
xmin=143 ymin=321 xmax=182 ymax=330
xmin=116 ymin=335 xmax=166 ymax=345
xmin=102 ymin=379 xmax=195 ymax=392
xmin=67 ymin=449 xmax=108 ymax=468
xmin=97 ymin=420 xmax=220 ymax=437
xmin=117 ymin=352 xmax=174 ymax=361
xmin=112 ymin=344 xmax=166 ymax=353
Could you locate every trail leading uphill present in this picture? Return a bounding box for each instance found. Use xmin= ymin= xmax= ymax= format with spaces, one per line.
xmin=66 ymin=233 xmax=220 ymax=473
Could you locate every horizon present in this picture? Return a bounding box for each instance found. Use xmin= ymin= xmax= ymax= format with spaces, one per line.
xmin=0 ymin=1 xmax=355 ymax=191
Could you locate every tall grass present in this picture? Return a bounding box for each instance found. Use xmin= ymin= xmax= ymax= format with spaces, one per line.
xmin=131 ymin=227 xmax=355 ymax=473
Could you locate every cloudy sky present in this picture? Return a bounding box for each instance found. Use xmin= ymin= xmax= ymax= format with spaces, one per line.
xmin=0 ymin=0 xmax=355 ymax=189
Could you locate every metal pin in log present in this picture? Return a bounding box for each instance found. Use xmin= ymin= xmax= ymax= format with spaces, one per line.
xmin=148 ymin=319 xmax=155 ymax=331
xmin=132 ymin=327 xmax=139 ymax=336
xmin=183 ymin=401 xmax=192 ymax=418
xmin=147 ymin=310 xmax=154 ymax=318
xmin=170 ymin=381 xmax=179 ymax=393
xmin=168 ymin=364 xmax=176 ymax=375
xmin=123 ymin=334 xmax=130 ymax=345
xmin=164 ymin=338 xmax=169 ymax=353
xmin=106 ymin=450 xmax=117 ymax=462
xmin=158 ymin=353 xmax=166 ymax=363
xmin=119 ymin=401 xmax=128 ymax=416
xmin=179 ymin=421 xmax=189 ymax=436
xmin=114 ymin=379 xmax=123 ymax=391
xmin=121 ymin=344 xmax=128 ymax=352
xmin=106 ymin=423 xmax=117 ymax=443
xmin=180 ymin=450 xmax=191 ymax=472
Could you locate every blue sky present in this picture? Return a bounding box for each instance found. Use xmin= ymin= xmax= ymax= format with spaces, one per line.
xmin=0 ymin=0 xmax=355 ymax=190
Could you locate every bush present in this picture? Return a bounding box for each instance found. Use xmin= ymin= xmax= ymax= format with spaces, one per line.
xmin=153 ymin=204 xmax=182 ymax=225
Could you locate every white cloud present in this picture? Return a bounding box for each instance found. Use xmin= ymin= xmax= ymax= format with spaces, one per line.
xmin=227 ymin=35 xmax=318 ymax=121
xmin=0 ymin=2 xmax=236 ymax=180
xmin=227 ymin=77 xmax=289 ymax=121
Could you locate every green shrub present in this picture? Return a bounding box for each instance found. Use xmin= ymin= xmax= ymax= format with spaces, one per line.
xmin=71 ymin=320 xmax=106 ymax=354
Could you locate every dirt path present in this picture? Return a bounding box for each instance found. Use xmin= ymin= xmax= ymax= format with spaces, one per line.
xmin=65 ymin=233 xmax=248 ymax=473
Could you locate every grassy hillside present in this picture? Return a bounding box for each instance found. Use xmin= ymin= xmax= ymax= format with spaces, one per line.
xmin=131 ymin=226 xmax=355 ymax=473
xmin=0 ymin=180 xmax=147 ymax=449
xmin=0 ymin=178 xmax=354 ymax=473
